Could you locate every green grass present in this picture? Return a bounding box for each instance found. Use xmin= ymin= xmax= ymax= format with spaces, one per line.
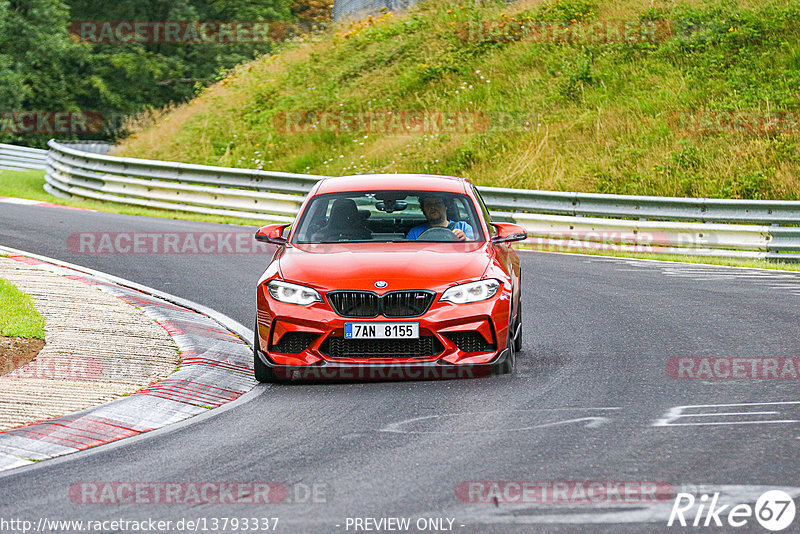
xmin=114 ymin=0 xmax=800 ymax=199
xmin=0 ymin=169 xmax=268 ymax=226
xmin=0 ymin=278 xmax=46 ymax=339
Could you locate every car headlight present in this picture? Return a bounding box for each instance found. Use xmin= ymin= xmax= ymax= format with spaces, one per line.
xmin=267 ymin=280 xmax=322 ymax=305
xmin=440 ymin=279 xmax=501 ymax=304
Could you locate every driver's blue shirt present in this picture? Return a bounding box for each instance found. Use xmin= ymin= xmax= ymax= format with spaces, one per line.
xmin=407 ymin=220 xmax=474 ymax=240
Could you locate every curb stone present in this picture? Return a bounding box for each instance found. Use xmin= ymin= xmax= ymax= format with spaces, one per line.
xmin=0 ymin=257 xmax=180 ymax=430
xmin=0 ymin=250 xmax=256 ymax=472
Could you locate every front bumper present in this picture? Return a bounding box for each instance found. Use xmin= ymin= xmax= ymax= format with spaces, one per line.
xmin=254 ymin=346 xmax=512 ymax=381
xmin=256 ymin=281 xmax=513 ymax=376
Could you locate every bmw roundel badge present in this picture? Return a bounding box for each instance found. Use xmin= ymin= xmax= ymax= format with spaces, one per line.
xmin=375 ymin=280 xmax=388 ymax=288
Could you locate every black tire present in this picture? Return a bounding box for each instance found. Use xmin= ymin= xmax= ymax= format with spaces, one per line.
xmin=513 ymin=271 xmax=523 ymax=353
xmin=513 ymin=300 xmax=523 ymax=353
xmin=253 ymin=323 xmax=277 ymax=383
xmin=490 ymin=327 xmax=516 ymax=376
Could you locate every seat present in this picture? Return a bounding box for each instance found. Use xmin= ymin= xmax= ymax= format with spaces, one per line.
xmin=446 ymin=198 xmax=461 ymax=223
xmin=315 ymin=198 xmax=371 ymax=241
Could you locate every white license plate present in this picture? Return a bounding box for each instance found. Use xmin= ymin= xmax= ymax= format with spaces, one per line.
xmin=345 ymin=322 xmax=419 ymax=339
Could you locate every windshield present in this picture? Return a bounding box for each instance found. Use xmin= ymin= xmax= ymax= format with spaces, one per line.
xmin=292 ymin=190 xmax=484 ymax=244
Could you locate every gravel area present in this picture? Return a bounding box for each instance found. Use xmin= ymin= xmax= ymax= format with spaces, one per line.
xmin=0 ymin=257 xmax=179 ymax=431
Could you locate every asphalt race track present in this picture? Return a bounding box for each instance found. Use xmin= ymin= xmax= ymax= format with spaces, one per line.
xmin=1 ymin=203 xmax=800 ymax=533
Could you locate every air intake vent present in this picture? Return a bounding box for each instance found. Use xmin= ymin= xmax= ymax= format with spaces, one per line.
xmin=319 ymin=336 xmax=443 ymax=358
xmin=270 ymin=332 xmax=319 ymax=353
xmin=447 ymin=331 xmax=495 ymax=353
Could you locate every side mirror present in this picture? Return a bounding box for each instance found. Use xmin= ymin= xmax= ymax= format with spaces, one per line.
xmin=255 ymin=223 xmax=291 ymax=245
xmin=490 ymin=223 xmax=528 ymax=244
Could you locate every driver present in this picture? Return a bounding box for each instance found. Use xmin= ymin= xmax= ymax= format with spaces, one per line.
xmin=407 ymin=194 xmax=474 ymax=241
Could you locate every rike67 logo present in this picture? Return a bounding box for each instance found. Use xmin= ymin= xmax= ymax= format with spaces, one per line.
xmin=668 ymin=490 xmax=796 ymax=531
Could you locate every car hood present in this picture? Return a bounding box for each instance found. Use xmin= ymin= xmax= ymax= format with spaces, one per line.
xmin=278 ymin=242 xmax=492 ymax=291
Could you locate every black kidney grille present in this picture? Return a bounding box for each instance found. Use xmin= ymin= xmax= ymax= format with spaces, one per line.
xmin=382 ymin=291 xmax=433 ymax=317
xmin=270 ymin=332 xmax=319 ymax=353
xmin=327 ymin=292 xmax=380 ymax=317
xmin=327 ymin=291 xmax=434 ymax=318
xmin=447 ymin=331 xmax=495 ymax=353
xmin=319 ymin=336 xmax=443 ymax=359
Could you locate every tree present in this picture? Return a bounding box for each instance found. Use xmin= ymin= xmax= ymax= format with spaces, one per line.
xmin=0 ymin=0 xmax=312 ymax=146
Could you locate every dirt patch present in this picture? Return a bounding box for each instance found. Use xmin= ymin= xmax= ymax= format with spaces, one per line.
xmin=0 ymin=337 xmax=45 ymax=376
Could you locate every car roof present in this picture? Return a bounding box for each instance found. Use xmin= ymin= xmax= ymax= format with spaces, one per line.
xmin=313 ymin=174 xmax=470 ymax=195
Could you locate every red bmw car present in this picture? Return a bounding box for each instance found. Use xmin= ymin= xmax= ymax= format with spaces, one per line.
xmin=254 ymin=174 xmax=526 ymax=382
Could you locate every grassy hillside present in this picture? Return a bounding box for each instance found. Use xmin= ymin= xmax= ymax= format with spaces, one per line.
xmin=115 ymin=0 xmax=800 ymax=199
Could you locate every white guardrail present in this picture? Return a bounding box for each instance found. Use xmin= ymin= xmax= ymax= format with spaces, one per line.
xmin=0 ymin=143 xmax=48 ymax=171
xmin=3 ymin=141 xmax=800 ymax=261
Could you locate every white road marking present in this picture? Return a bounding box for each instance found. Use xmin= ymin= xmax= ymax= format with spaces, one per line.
xmin=652 ymin=401 xmax=800 ymax=427
xmin=601 ymin=258 xmax=800 ymax=296
xmin=380 ymin=408 xmax=620 ymax=434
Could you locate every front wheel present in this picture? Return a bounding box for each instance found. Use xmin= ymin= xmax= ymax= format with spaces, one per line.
xmin=254 ymin=323 xmax=277 ymax=383
xmin=513 ymin=302 xmax=523 ymax=353
xmin=490 ymin=327 xmax=516 ymax=376
xmin=513 ymin=272 xmax=523 ymax=353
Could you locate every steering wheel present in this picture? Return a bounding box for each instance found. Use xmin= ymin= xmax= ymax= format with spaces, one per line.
xmin=417 ymin=227 xmax=459 ymax=242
